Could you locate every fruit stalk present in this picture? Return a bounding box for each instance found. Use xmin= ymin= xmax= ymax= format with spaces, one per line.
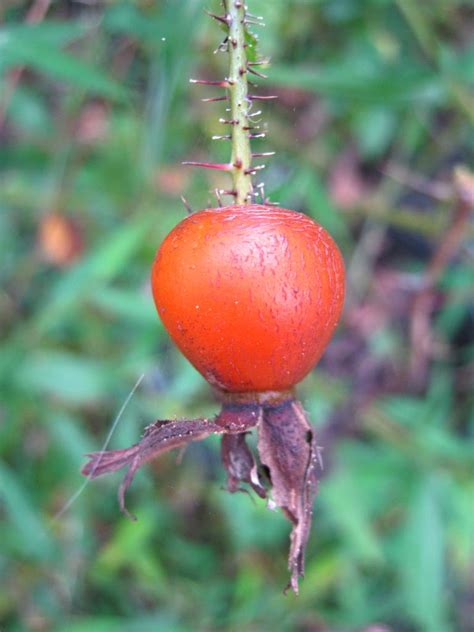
xmin=226 ymin=0 xmax=253 ymax=203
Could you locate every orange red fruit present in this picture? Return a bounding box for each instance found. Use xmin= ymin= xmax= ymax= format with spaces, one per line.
xmin=151 ymin=204 xmax=345 ymax=393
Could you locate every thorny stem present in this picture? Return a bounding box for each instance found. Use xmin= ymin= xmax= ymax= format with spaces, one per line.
xmin=186 ymin=2 xmax=272 ymax=204
xmin=225 ymin=1 xmax=253 ymax=203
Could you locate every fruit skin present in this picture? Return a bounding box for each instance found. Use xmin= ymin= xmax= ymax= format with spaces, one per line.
xmin=151 ymin=204 xmax=345 ymax=393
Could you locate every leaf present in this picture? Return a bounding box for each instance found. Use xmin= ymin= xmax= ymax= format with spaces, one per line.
xmin=438 ymin=44 xmax=474 ymax=84
xmin=352 ymin=106 xmax=397 ymax=158
xmin=36 ymin=215 xmax=155 ymax=336
xmin=97 ymin=507 xmax=164 ymax=580
xmin=90 ymin=287 xmax=157 ymax=326
xmin=399 ymin=476 xmax=447 ymax=631
xmin=1 ymin=21 xmax=87 ymax=48
xmin=270 ymin=62 xmax=442 ymax=106
xmin=0 ymin=462 xmax=55 ymax=561
xmin=45 ymin=412 xmax=95 ymax=465
xmin=322 ymin=467 xmax=383 ymax=564
xmin=17 ymin=351 xmax=111 ymax=404
xmin=0 ymin=23 xmax=127 ymax=100
xmin=4 ymin=85 xmax=53 ymax=135
xmin=102 ymin=4 xmax=160 ymax=43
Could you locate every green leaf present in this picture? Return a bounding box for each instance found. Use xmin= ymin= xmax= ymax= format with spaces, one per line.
xmin=103 ymin=4 xmax=160 ymax=43
xmin=270 ymin=63 xmax=442 ymax=105
xmin=321 ymin=465 xmax=383 ymax=563
xmin=4 ymin=85 xmax=53 ymax=135
xmin=17 ymin=351 xmax=111 ymax=404
xmin=45 ymin=412 xmax=95 ymax=465
xmin=0 ymin=462 xmax=55 ymax=561
xmin=90 ymin=287 xmax=157 ymax=326
xmin=399 ymin=476 xmax=447 ymax=631
xmin=352 ymin=106 xmax=397 ymax=157
xmin=1 ymin=21 xmax=87 ymax=47
xmin=36 ymin=215 xmax=155 ymax=336
xmin=0 ymin=23 xmax=127 ymax=100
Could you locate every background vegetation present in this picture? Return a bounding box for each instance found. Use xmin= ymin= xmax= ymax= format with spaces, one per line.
xmin=1 ymin=0 xmax=473 ymax=630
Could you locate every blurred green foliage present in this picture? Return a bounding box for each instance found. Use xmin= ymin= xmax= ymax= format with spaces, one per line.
xmin=0 ymin=0 xmax=473 ymax=631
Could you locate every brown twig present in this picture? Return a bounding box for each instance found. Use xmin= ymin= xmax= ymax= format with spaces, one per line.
xmin=382 ymin=162 xmax=452 ymax=202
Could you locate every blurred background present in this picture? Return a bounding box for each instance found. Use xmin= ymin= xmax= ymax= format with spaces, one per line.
xmin=1 ymin=1 xmax=473 ymax=630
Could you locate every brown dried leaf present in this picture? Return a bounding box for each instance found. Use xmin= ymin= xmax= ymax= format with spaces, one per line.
xmin=258 ymin=400 xmax=320 ymax=594
xmin=38 ymin=213 xmax=83 ymax=267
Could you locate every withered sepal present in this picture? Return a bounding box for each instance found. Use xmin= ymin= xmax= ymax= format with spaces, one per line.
xmin=82 ymin=394 xmax=321 ymax=593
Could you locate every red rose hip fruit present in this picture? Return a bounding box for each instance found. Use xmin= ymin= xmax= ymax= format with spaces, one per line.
xmin=151 ymin=204 xmax=345 ymax=393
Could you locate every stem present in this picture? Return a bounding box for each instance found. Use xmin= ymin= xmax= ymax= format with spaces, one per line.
xmin=225 ymin=1 xmax=253 ymax=204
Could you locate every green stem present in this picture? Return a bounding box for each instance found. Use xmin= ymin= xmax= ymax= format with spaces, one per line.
xmin=225 ymin=1 xmax=253 ymax=204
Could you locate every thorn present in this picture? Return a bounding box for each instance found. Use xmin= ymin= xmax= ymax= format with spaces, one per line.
xmin=244 ymin=18 xmax=266 ymax=27
xmin=256 ymin=182 xmax=265 ymax=202
xmin=205 ymin=11 xmax=230 ymax=26
xmin=219 ymin=189 xmax=238 ymax=197
xmin=202 ymin=96 xmax=228 ymax=103
xmin=248 ymin=95 xmax=278 ymax=101
xmin=248 ymin=133 xmax=266 ymax=139
xmin=190 ymin=78 xmax=230 ymax=87
xmin=248 ymin=59 xmax=271 ymax=67
xmin=219 ymin=118 xmax=238 ymax=125
xmin=212 ymin=134 xmax=232 ymax=141
xmin=180 ymin=196 xmax=193 ymax=215
xmin=242 ymin=125 xmax=260 ymax=131
xmin=247 ymin=110 xmax=262 ymax=122
xmin=215 ymin=189 xmax=224 ymax=207
xmin=182 ymin=161 xmax=232 ymax=171
xmin=244 ymin=164 xmax=266 ymax=175
xmin=214 ymin=37 xmax=229 ymax=54
xmin=248 ymin=67 xmax=267 ymax=79
xmin=252 ymin=151 xmax=275 ymax=157
xmin=233 ymin=159 xmax=243 ymax=169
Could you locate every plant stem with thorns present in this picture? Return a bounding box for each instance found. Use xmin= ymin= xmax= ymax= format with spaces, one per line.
xmin=226 ymin=0 xmax=253 ymax=203
xmin=185 ymin=2 xmax=273 ymax=203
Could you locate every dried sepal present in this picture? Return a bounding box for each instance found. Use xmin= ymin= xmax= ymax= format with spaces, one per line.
xmin=82 ymin=418 xmax=224 ymax=519
xmin=221 ymin=432 xmax=266 ymax=498
xmin=82 ymin=396 xmax=321 ymax=593
xmin=257 ymin=399 xmax=320 ymax=594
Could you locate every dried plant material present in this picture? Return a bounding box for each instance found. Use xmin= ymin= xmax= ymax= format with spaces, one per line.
xmin=258 ymin=399 xmax=319 ymax=593
xmin=82 ymin=395 xmax=321 ymax=593
xmin=38 ymin=213 xmax=83 ymax=267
